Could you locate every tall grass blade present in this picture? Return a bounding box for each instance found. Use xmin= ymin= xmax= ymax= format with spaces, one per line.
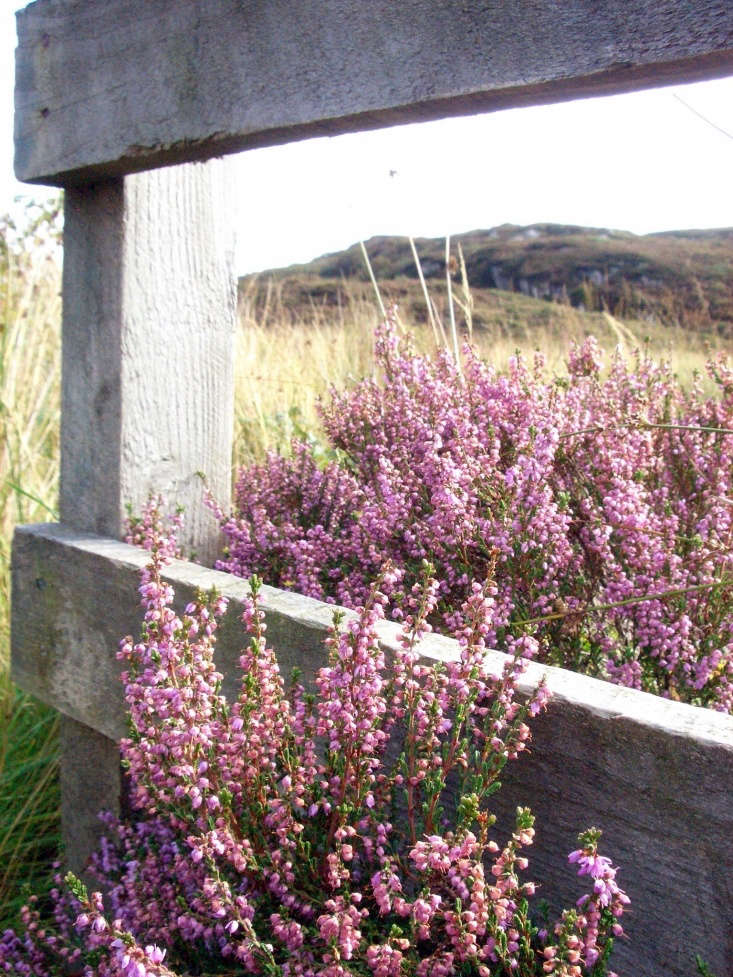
xmin=359 ymin=241 xmax=387 ymax=320
xmin=409 ymin=236 xmax=443 ymax=351
xmin=445 ymin=236 xmax=461 ymax=373
xmin=458 ymin=242 xmax=473 ymax=343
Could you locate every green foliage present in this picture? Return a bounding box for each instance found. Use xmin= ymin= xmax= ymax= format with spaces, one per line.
xmin=695 ymin=955 xmax=718 ymax=977
xmin=0 ymin=681 xmax=59 ymax=930
xmin=0 ymin=197 xmax=62 ymax=929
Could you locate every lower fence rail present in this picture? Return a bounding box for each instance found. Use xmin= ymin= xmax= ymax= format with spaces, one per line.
xmin=11 ymin=522 xmax=733 ymax=977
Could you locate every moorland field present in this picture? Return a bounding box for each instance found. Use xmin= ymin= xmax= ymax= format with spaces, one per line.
xmin=1 ymin=212 xmax=731 ymax=927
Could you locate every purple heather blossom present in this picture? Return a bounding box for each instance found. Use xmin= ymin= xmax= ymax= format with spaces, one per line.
xmin=0 ymin=491 xmax=631 ymax=975
xmin=217 ymin=315 xmax=732 ymax=711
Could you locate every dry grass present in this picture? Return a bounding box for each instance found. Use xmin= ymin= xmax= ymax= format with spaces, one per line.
xmin=0 ymin=211 xmax=62 ymax=926
xmin=0 ymin=220 xmax=728 ymax=927
xmin=234 ymin=275 xmax=727 ymax=463
xmin=0 ymin=228 xmax=61 ymax=667
xmin=235 ymin=282 xmax=379 ymax=463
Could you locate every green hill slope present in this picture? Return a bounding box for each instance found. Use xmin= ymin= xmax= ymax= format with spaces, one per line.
xmin=243 ymin=224 xmax=733 ymax=337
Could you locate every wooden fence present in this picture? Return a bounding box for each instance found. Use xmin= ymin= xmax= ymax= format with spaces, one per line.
xmin=11 ymin=2 xmax=733 ymax=975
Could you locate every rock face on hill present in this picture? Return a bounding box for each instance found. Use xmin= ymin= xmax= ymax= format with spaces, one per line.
xmin=249 ymin=224 xmax=733 ymax=336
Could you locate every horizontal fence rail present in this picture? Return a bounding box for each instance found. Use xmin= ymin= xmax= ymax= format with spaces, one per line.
xmin=12 ymin=522 xmax=733 ymax=977
xmin=15 ymin=0 xmax=733 ymax=185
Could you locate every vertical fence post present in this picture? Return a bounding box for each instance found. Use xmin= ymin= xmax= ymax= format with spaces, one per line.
xmin=58 ymin=160 xmax=236 ymax=871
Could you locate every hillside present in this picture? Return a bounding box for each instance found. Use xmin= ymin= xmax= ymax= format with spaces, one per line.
xmin=240 ymin=224 xmax=733 ymax=337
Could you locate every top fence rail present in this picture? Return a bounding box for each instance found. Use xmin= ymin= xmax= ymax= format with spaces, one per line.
xmin=14 ymin=0 xmax=733 ymax=186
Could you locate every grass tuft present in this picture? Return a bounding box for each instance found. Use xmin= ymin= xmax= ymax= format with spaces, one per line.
xmin=0 ymin=202 xmax=62 ymax=929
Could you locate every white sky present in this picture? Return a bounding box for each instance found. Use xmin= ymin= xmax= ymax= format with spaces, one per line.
xmin=2 ymin=0 xmax=733 ymax=274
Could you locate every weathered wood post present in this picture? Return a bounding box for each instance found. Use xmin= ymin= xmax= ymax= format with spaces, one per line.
xmin=58 ymin=164 xmax=236 ymax=867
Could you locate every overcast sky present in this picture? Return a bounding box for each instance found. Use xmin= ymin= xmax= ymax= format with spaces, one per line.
xmin=3 ymin=0 xmax=733 ymax=274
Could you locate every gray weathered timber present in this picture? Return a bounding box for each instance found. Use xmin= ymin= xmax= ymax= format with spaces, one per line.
xmin=57 ymin=160 xmax=236 ymax=868
xmin=61 ymin=163 xmax=236 ymax=558
xmin=15 ymin=0 xmax=733 ymax=186
xmin=60 ymin=718 xmax=123 ymax=880
xmin=13 ymin=523 xmax=733 ymax=977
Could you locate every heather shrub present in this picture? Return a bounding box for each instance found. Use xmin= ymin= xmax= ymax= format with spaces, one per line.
xmin=0 ymin=503 xmax=628 ymax=976
xmin=217 ymin=316 xmax=732 ymax=710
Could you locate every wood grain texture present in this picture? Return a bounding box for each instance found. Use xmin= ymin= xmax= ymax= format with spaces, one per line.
xmin=15 ymin=0 xmax=733 ymax=185
xmin=60 ymin=161 xmax=236 ymax=563
xmin=12 ymin=523 xmax=733 ymax=976
xmin=59 ymin=717 xmax=124 ymax=885
xmin=57 ymin=159 xmax=236 ymax=869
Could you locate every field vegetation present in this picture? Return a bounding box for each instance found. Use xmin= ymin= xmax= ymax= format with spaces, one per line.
xmin=0 ymin=209 xmax=731 ymax=935
xmin=235 ymin=269 xmax=729 ymax=465
xmin=1 ymin=501 xmax=631 ymax=976
xmin=227 ymin=306 xmax=732 ymax=709
xmin=0 ymin=201 xmax=62 ymax=927
xmin=264 ymin=224 xmax=733 ymax=337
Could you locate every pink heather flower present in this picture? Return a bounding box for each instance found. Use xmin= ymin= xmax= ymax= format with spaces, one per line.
xmin=215 ymin=317 xmax=732 ymax=712
xmin=0 ymin=493 xmax=631 ymax=977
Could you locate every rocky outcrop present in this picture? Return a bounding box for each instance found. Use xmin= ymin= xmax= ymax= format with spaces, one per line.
xmin=259 ymin=223 xmax=733 ymax=334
